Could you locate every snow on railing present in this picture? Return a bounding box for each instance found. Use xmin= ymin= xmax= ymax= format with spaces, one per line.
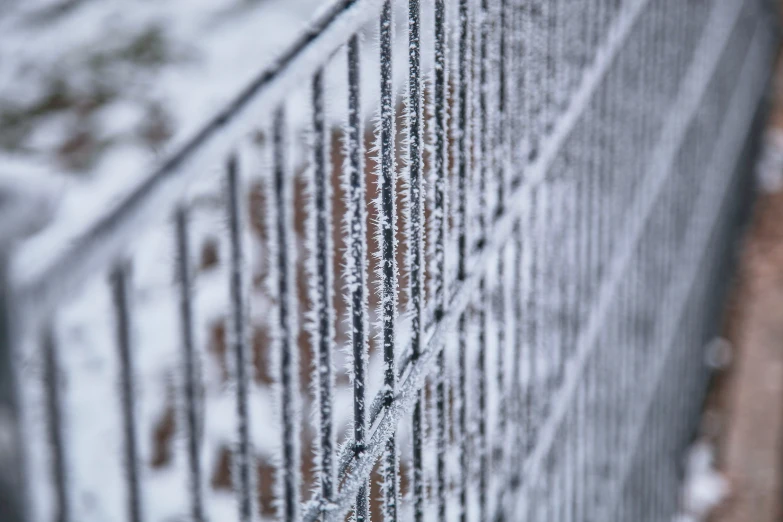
xmin=0 ymin=0 xmax=777 ymax=521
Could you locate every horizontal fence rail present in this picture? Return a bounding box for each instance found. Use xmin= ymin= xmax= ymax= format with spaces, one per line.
xmin=0 ymin=0 xmax=778 ymax=521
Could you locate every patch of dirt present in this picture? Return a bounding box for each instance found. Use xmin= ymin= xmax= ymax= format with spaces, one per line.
xmin=707 ymin=28 xmax=783 ymax=522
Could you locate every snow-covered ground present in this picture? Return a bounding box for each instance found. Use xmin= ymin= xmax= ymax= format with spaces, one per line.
xmin=1 ymin=0 xmax=344 ymax=177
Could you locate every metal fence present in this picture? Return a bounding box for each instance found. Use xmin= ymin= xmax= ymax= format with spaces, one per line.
xmin=0 ymin=0 xmax=779 ymax=521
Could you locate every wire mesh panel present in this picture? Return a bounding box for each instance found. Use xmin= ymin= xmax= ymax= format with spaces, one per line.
xmin=0 ymin=0 xmax=778 ymax=521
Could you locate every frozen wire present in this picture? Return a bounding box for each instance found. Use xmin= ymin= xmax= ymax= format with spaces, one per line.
xmin=432 ymin=1 xmax=448 ymax=520
xmin=377 ymin=2 xmax=399 ymax=520
xmin=271 ymin=106 xmax=300 ymax=522
xmin=457 ymin=312 xmax=468 ymax=522
xmin=477 ymin=278 xmax=487 ymax=520
xmin=344 ymin=33 xmax=370 ymax=522
xmin=174 ymin=206 xmax=205 ymax=522
xmin=225 ymin=154 xmax=255 ymax=522
xmin=42 ymin=327 xmax=69 ymax=522
xmin=456 ymin=0 xmax=470 ymax=281
xmin=510 ymin=217 xmax=524 ymax=480
xmin=477 ymin=0 xmax=489 ymax=246
xmin=308 ymin=70 xmax=336 ymax=511
xmin=110 ymin=262 xmax=142 ymax=522
xmin=493 ymin=252 xmax=508 ymax=520
xmin=406 ymin=0 xmax=425 ymax=520
xmin=496 ymin=0 xmax=507 ymax=215
xmin=456 ymin=3 xmax=470 ymax=521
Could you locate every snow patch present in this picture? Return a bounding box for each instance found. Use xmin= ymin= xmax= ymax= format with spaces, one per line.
xmin=673 ymin=440 xmax=729 ymax=522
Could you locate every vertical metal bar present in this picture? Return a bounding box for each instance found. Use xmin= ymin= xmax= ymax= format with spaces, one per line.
xmin=272 ymin=106 xmax=300 ymax=522
xmin=510 ymin=218 xmax=524 ymax=493
xmin=432 ymin=3 xmax=448 ymax=520
xmin=555 ymin=428 xmax=565 ymax=522
xmin=226 ymin=155 xmax=254 ymax=522
xmin=457 ymin=0 xmax=470 ymax=282
xmin=564 ymin=400 xmax=575 ymax=522
xmin=575 ymin=372 xmax=586 ymax=521
xmin=530 ymin=0 xmax=544 ymax=159
xmin=637 ymin=4 xmax=652 ymax=163
xmin=379 ymin=2 xmax=399 ymax=520
xmin=42 ymin=327 xmax=68 ymax=522
xmin=555 ymin=182 xmax=567 ymax=388
xmin=558 ymin=0 xmax=573 ymax=109
xmin=110 ymin=262 xmax=142 ymax=522
xmin=435 ymin=352 xmax=447 ymax=522
xmin=591 ymin=0 xmax=603 ymax=57
xmin=477 ymin=0 xmax=489 ymax=246
xmin=456 ymin=2 xmax=470 ymax=520
xmin=407 ymin=0 xmax=425 ymax=519
xmin=538 ymin=181 xmax=553 ymax=423
xmin=574 ymin=78 xmax=593 ymax=522
xmin=526 ymin=186 xmax=540 ymax=457
xmin=616 ymin=269 xmax=629 ymax=491
xmin=509 ymin=0 xmax=523 ymax=188
xmin=457 ymin=312 xmax=468 ymax=522
xmin=345 ymin=34 xmax=370 ymax=522
xmin=583 ymin=0 xmax=594 ymax=69
xmin=554 ymin=0 xmax=565 ymax=112
xmin=602 ymin=76 xmax=618 ymax=492
xmin=597 ymin=81 xmax=612 ymax=291
xmin=514 ymin=0 xmax=530 ymax=185
xmin=567 ymin=153 xmax=581 ymax=365
xmin=585 ymin=123 xmax=599 ymax=512
xmin=543 ymin=452 xmax=553 ymax=522
xmin=587 ymin=89 xmax=600 ymax=310
xmin=624 ymin=79 xmax=639 ymax=484
xmin=494 ymin=253 xmax=508 ymax=520
xmin=572 ymin=180 xmax=584 ymax=518
xmin=496 ymin=0 xmax=507 ymax=216
xmin=174 ymin=207 xmax=205 ymax=522
xmin=470 ymin=0 xmax=480 ymax=249
xmin=530 ymin=0 xmax=543 ymax=160
xmin=543 ymin=0 xmax=555 ymax=133
xmin=477 ymin=278 xmax=487 ymax=521
xmin=557 ymin=188 xmax=572 ymax=521
xmin=432 ymin=4 xmax=447 ymax=324
xmin=0 ymin=254 xmax=28 ymax=522
xmin=310 ymin=70 xmax=335 ymax=512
